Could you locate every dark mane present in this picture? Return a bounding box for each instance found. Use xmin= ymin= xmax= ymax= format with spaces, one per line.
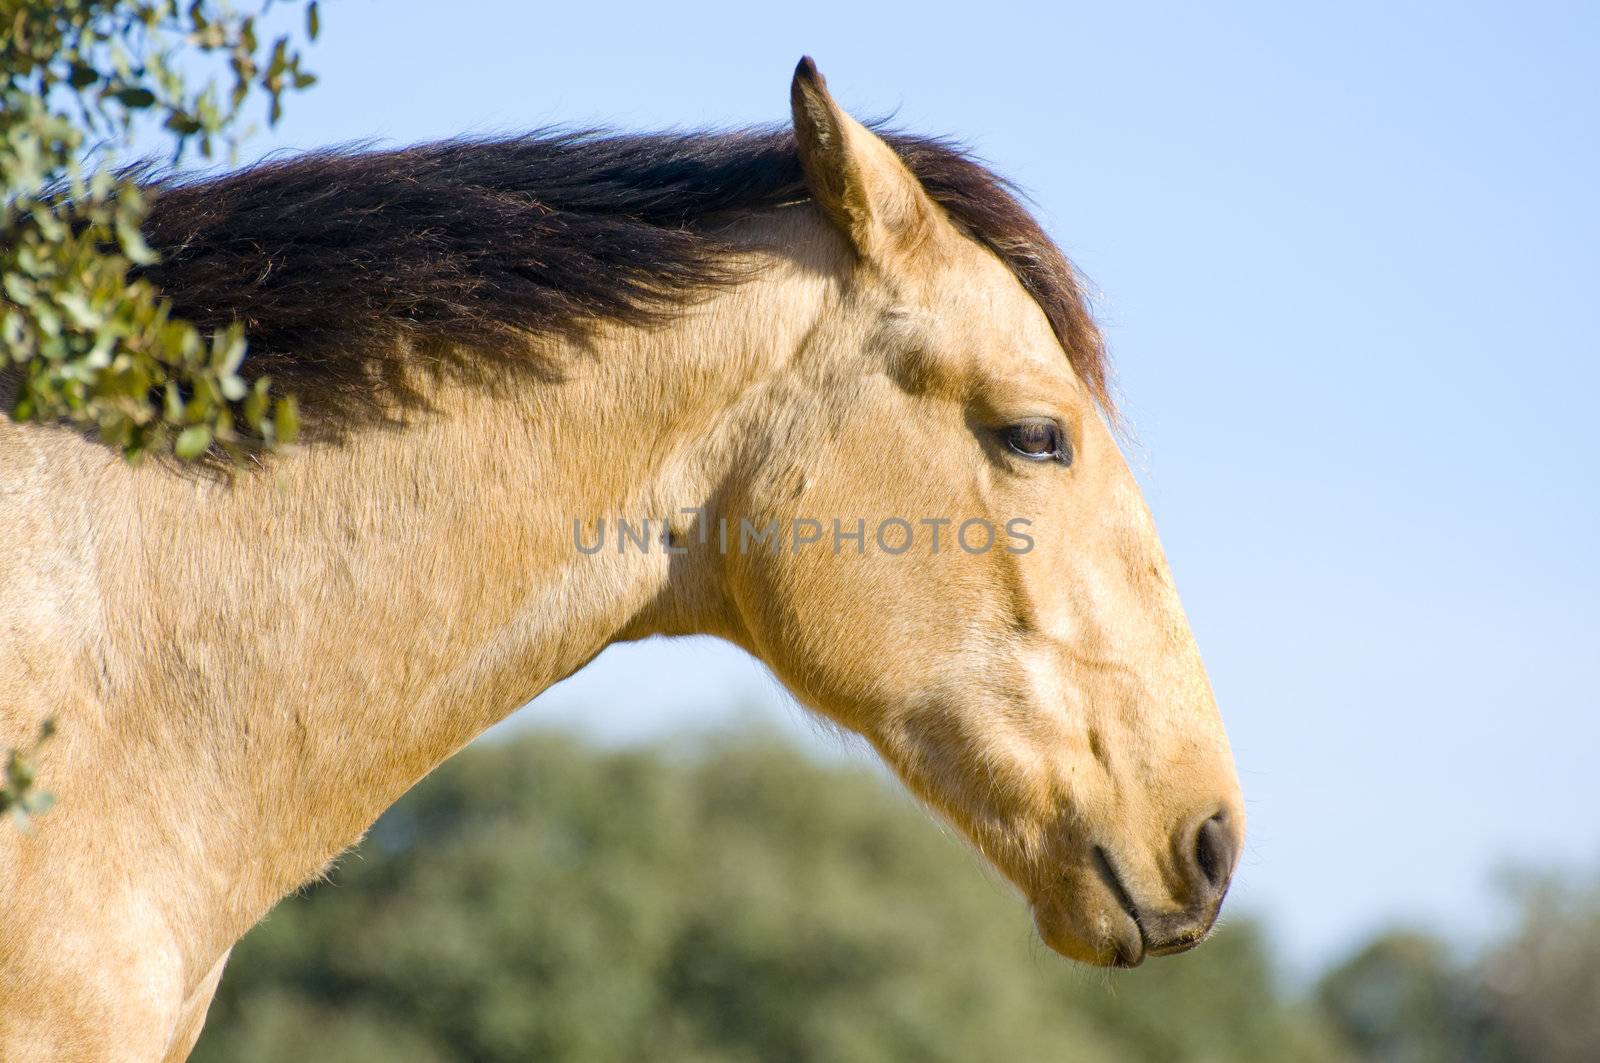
xmin=136 ymin=128 xmax=1110 ymax=422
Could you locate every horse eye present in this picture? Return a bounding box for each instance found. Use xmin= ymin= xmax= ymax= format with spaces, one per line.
xmin=1003 ymin=420 xmax=1069 ymax=464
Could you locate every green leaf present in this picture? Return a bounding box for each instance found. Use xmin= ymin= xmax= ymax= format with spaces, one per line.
xmin=0 ymin=0 xmax=323 ymax=467
xmin=2 ymin=274 xmax=35 ymax=307
xmin=274 ymin=397 xmax=300 ymax=444
xmin=243 ymin=377 xmax=270 ymax=426
xmin=164 ymin=112 xmax=204 ymax=135
xmin=175 ymin=425 xmax=213 ymax=459
xmin=113 ymin=87 xmax=158 ymax=109
xmin=117 ymin=219 xmax=158 ymax=266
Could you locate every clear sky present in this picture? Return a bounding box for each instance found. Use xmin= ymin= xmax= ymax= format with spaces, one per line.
xmin=223 ymin=0 xmax=1599 ymax=968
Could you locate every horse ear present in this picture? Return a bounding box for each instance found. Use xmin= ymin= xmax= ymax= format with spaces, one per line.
xmin=790 ymin=57 xmax=935 ymax=261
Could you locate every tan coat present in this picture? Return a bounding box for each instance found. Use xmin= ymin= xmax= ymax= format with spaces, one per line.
xmin=0 ymin=61 xmax=1241 ymax=1060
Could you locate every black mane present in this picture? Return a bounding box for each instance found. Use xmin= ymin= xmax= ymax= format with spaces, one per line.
xmin=136 ymin=128 xmax=1109 ymax=420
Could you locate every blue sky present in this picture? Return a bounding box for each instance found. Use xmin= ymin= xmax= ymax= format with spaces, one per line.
xmin=222 ymin=0 xmax=1599 ymax=968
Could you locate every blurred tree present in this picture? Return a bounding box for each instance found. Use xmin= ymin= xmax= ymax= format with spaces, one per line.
xmin=189 ymin=727 xmax=1600 ymax=1060
xmin=1 ymin=0 xmax=314 ymax=461
xmin=1479 ymin=870 xmax=1600 ymax=1062
xmin=193 ymin=731 xmax=1345 ymax=1063
xmin=1316 ymin=930 xmax=1509 ymax=1063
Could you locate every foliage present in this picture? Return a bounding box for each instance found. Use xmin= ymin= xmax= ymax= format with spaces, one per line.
xmin=1316 ymin=873 xmax=1600 ymax=1063
xmin=0 ymin=0 xmax=316 ymax=460
xmin=194 ymin=731 xmax=1342 ymax=1063
xmin=191 ymin=727 xmax=1600 ymax=1061
xmin=1315 ymin=930 xmax=1511 ymax=1063
xmin=0 ymin=716 xmax=54 ymax=829
xmin=1478 ymin=871 xmax=1600 ymax=1061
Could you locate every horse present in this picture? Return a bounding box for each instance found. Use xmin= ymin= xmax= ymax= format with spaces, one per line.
xmin=0 ymin=59 xmax=1243 ymax=1060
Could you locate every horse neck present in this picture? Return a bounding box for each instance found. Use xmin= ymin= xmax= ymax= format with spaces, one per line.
xmin=28 ymin=224 xmax=835 ymax=958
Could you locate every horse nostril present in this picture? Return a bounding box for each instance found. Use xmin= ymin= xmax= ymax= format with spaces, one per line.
xmin=1193 ymin=812 xmax=1236 ymax=891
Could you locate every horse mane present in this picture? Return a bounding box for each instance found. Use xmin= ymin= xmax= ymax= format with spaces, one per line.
xmin=135 ymin=127 xmax=1110 ymax=423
